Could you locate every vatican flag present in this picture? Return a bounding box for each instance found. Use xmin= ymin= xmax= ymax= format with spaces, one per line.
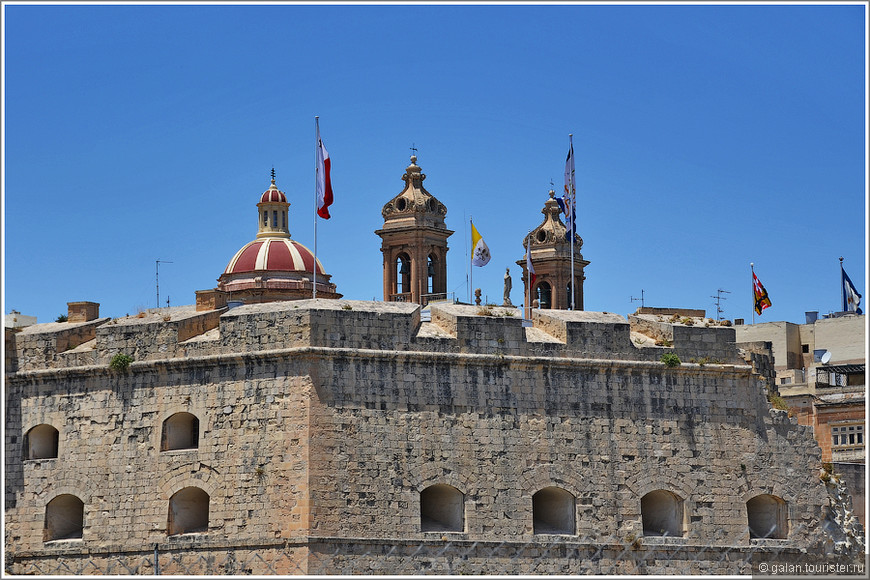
xmin=471 ymin=222 xmax=491 ymax=267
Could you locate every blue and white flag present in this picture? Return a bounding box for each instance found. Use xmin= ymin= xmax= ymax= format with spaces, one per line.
xmin=561 ymin=141 xmax=576 ymax=241
xmin=556 ymin=196 xmax=575 ymax=241
xmin=842 ymin=266 xmax=863 ymax=314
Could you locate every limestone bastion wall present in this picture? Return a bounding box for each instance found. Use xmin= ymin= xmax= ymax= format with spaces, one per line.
xmin=3 ymin=300 xmax=837 ymax=573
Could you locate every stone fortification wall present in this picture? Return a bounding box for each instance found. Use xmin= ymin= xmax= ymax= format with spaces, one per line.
xmin=12 ymin=317 xmax=110 ymax=371
xmin=3 ymin=300 xmax=848 ymax=574
xmin=737 ymin=340 xmax=776 ymax=392
xmin=628 ymin=313 xmax=741 ymax=364
xmin=8 ymin=301 xmax=744 ymax=371
xmin=5 ymin=355 xmax=313 ymax=553
xmin=305 ymin=346 xmax=828 ymax=546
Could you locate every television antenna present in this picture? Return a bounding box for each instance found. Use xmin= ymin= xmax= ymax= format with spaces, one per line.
xmin=711 ymin=288 xmax=731 ymax=321
xmin=156 ymin=259 xmax=173 ymax=309
xmin=630 ymin=289 xmax=645 ymax=309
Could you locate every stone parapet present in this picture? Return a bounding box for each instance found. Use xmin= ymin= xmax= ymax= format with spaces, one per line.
xmin=6 ymin=302 xmax=755 ymax=372
xmin=636 ymin=307 xmax=706 ymax=318
xmin=12 ymin=317 xmax=110 ymax=372
xmin=628 ymin=313 xmax=741 ymax=364
xmin=94 ymin=306 xmax=224 ymax=364
xmin=533 ymin=309 xmax=635 ymax=358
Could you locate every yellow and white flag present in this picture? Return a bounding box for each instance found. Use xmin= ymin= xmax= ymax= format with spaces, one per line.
xmin=471 ymin=222 xmax=491 ymax=267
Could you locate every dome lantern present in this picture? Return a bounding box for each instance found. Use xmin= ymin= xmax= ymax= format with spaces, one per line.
xmin=256 ymin=169 xmax=291 ymax=238
xmin=207 ymin=171 xmax=341 ymax=305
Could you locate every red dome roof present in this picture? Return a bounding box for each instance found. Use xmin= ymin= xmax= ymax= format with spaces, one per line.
xmin=224 ymin=238 xmax=325 ymax=276
xmin=260 ymin=182 xmax=287 ymax=203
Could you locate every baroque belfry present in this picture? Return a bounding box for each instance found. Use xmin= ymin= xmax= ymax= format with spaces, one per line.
xmin=517 ymin=189 xmax=589 ymax=310
xmin=375 ymin=155 xmax=453 ymax=305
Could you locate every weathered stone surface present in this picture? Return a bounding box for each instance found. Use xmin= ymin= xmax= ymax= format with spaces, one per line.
xmin=3 ymin=300 xmax=856 ymax=574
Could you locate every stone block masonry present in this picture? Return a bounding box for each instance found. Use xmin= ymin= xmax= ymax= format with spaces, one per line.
xmin=3 ymin=300 xmax=861 ymax=574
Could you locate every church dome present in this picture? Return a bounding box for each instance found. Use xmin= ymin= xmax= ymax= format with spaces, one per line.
xmin=259 ymin=183 xmax=287 ymax=203
xmin=223 ymin=238 xmax=326 ymax=276
xmin=212 ymin=171 xmax=341 ymax=303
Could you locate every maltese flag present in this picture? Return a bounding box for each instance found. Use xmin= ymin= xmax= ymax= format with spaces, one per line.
xmin=526 ymin=244 xmax=536 ymax=288
xmin=315 ymin=119 xmax=333 ymax=219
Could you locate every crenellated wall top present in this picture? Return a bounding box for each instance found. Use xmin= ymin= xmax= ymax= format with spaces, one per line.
xmin=6 ymin=300 xmax=746 ymax=373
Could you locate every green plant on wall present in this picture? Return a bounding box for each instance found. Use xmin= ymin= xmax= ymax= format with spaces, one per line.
xmin=110 ymin=353 xmax=134 ymax=372
xmin=767 ymin=393 xmax=788 ymax=411
xmin=660 ymin=353 xmax=681 ymax=367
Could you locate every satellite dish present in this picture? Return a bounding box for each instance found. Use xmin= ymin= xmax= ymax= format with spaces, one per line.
xmin=821 ymin=351 xmax=832 ymax=364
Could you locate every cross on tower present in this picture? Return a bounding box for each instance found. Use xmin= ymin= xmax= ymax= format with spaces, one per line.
xmin=410 ymin=143 xmax=418 ymax=156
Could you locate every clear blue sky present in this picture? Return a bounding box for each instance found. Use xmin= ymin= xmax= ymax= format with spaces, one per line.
xmin=3 ymin=2 xmax=867 ymax=326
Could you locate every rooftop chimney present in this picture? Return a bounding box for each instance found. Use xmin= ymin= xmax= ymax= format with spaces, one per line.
xmin=67 ymin=301 xmax=100 ymax=323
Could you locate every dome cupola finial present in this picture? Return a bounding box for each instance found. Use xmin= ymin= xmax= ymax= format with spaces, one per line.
xmin=257 ymin=171 xmax=290 ymax=238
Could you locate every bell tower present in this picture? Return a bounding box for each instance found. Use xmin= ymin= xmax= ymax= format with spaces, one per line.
xmin=516 ymin=189 xmax=589 ymax=311
xmin=375 ymin=155 xmax=453 ymax=305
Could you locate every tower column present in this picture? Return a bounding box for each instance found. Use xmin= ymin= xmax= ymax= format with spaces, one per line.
xmin=375 ymin=155 xmax=454 ymax=306
xmin=516 ymin=189 xmax=590 ymax=311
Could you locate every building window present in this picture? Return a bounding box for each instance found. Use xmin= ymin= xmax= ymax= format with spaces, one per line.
xmin=536 ymin=282 xmax=552 ymax=309
xmin=532 ymin=487 xmax=575 ymax=535
xmin=801 ymin=344 xmax=809 ymax=353
xmin=44 ymin=495 xmax=84 ymax=542
xmin=641 ymin=490 xmax=684 ymax=537
xmin=24 ymin=424 xmax=59 ymax=460
xmin=396 ymin=254 xmax=411 ymax=296
xmin=780 ymin=377 xmax=792 ymax=385
xmin=263 ymin=211 xmax=268 ymax=225
xmin=747 ymin=494 xmax=788 ymax=539
xmin=420 ymin=484 xmax=464 ymax=532
xmin=427 ymin=255 xmax=436 ymax=294
xmin=161 ymin=413 xmax=200 ymax=451
xmin=168 ymin=487 xmax=209 ymax=535
xmin=831 ymin=424 xmax=864 ymax=449
xmin=272 ymin=211 xmax=278 ymax=228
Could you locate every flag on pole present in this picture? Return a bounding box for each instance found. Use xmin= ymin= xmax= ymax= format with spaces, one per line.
xmin=563 ymin=140 xmax=576 ymax=238
xmin=564 ymin=141 xmax=575 ymax=199
xmin=555 ymin=196 xmax=576 ymax=241
xmin=526 ymin=244 xmax=536 ymax=289
xmin=315 ymin=120 xmax=333 ymax=219
xmin=753 ymin=272 xmax=772 ymax=315
xmin=471 ymin=222 xmax=491 ymax=267
xmin=842 ymin=266 xmax=863 ymax=314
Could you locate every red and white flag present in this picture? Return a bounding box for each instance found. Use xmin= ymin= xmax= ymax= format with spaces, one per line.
xmin=315 ymin=120 xmax=333 ymax=219
xmin=526 ymin=244 xmax=536 ymax=289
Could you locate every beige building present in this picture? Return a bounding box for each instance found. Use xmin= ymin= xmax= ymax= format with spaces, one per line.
xmin=735 ymin=312 xmax=866 ymax=526
xmin=4 ymin=311 xmax=37 ymax=329
xmin=3 ymin=165 xmax=864 ymax=574
xmin=734 ymin=313 xmax=865 ymax=461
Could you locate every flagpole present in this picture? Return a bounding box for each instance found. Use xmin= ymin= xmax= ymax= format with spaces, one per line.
xmin=840 ymin=256 xmax=845 ymax=312
xmin=569 ymin=133 xmax=575 ymax=311
xmin=313 ymin=116 xmax=319 ymax=300
xmin=469 ymin=216 xmax=473 ymax=304
xmin=526 ymin=230 xmax=532 ymax=320
xmin=750 ymin=262 xmax=755 ymax=325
